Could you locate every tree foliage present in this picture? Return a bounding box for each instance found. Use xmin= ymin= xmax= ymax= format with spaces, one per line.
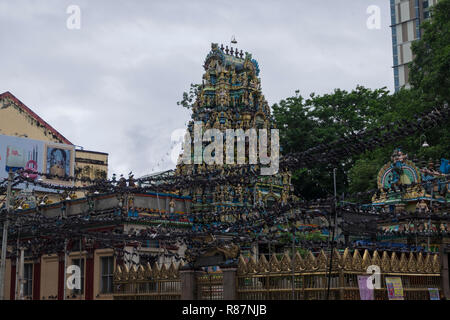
xmin=273 ymin=0 xmax=449 ymax=201
xmin=177 ymin=83 xmax=201 ymax=109
xmin=273 ymin=86 xmax=448 ymax=200
xmin=409 ymin=0 xmax=450 ymax=103
xmin=273 ymin=86 xmax=391 ymax=199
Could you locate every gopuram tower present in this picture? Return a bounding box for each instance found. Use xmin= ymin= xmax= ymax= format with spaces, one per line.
xmin=175 ymin=43 xmax=296 ymax=228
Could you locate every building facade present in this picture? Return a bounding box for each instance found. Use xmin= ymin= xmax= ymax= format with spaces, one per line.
xmin=1 ymin=191 xmax=191 ymax=300
xmin=390 ymin=0 xmax=439 ymax=91
xmin=0 ymin=91 xmax=108 ymax=201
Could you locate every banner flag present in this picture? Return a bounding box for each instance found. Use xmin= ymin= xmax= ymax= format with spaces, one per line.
xmin=357 ymin=275 xmax=374 ymax=300
xmin=385 ymin=277 xmax=404 ymax=300
xmin=428 ymin=288 xmax=440 ymax=300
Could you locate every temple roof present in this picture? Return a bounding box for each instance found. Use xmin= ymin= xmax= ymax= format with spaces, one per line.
xmin=0 ymin=91 xmax=73 ymax=145
xmin=204 ymin=43 xmax=260 ymax=76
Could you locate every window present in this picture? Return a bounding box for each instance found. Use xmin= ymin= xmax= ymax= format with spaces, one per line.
xmin=72 ymin=258 xmax=85 ymax=295
xmin=423 ymin=1 xmax=429 ymax=9
xmin=23 ymin=264 xmax=33 ymax=297
xmin=72 ymin=240 xmax=82 ymax=251
xmin=100 ymin=256 xmax=114 ymax=294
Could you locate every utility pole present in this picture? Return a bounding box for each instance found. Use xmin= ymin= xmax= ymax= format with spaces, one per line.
xmin=14 ymin=248 xmax=19 ymax=299
xmin=19 ymin=247 xmax=24 ymax=300
xmin=326 ymin=168 xmax=338 ymax=300
xmin=291 ymin=225 xmax=295 ymax=300
xmin=14 ymin=226 xmax=20 ymax=300
xmin=0 ymin=169 xmax=13 ymax=300
xmin=63 ymin=238 xmax=68 ymax=300
xmin=80 ymin=237 xmax=82 ymax=300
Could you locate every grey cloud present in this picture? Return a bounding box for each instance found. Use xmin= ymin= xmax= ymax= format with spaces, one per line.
xmin=0 ymin=0 xmax=395 ymax=177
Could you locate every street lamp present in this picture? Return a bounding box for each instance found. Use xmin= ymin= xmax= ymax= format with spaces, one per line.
xmin=419 ymin=134 xmax=429 ymax=148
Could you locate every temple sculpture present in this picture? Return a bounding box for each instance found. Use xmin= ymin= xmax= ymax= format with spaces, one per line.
xmin=372 ymin=148 xmax=449 ymax=212
xmin=372 ymin=148 xmax=449 ymax=252
xmin=175 ymin=43 xmax=296 ymax=226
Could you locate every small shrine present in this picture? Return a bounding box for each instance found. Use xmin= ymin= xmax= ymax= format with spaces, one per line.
xmin=372 ymin=148 xmax=449 ymax=213
xmin=372 ymin=148 xmax=449 ymax=251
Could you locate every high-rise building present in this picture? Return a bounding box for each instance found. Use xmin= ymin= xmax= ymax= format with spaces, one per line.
xmin=390 ymin=0 xmax=439 ymax=91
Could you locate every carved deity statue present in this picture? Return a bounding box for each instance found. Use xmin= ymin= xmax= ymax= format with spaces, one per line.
xmin=416 ymin=200 xmax=429 ymax=213
xmin=169 ymin=198 xmax=176 ymax=213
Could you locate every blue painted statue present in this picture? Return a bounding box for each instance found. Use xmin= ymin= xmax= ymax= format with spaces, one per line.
xmin=389 ymin=148 xmax=407 ymax=186
xmin=440 ymin=158 xmax=450 ymax=174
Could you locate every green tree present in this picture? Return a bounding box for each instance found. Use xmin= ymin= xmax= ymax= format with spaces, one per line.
xmin=274 ymin=85 xmax=449 ymax=201
xmin=272 ymin=86 xmax=393 ymax=199
xmin=177 ymin=83 xmax=201 ymax=109
xmin=346 ymin=88 xmax=441 ymax=198
xmin=409 ymin=0 xmax=450 ymax=103
xmin=274 ymin=0 xmax=450 ymax=200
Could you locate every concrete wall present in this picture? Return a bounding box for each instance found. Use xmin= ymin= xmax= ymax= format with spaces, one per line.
xmin=0 ymin=95 xmax=64 ymax=144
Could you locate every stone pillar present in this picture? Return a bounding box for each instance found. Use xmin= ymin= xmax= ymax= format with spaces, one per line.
xmin=339 ymin=269 xmax=344 ymax=300
xmin=180 ymin=269 xmax=196 ymax=300
xmin=10 ymin=262 xmax=16 ymax=301
xmin=85 ymin=250 xmax=94 ymax=300
xmin=222 ymin=268 xmax=237 ymax=300
xmin=32 ymin=259 xmax=41 ymax=300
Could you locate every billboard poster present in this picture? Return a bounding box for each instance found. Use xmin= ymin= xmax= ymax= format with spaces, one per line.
xmin=385 ymin=277 xmax=404 ymax=300
xmin=428 ymin=288 xmax=440 ymax=300
xmin=0 ymin=134 xmax=75 ymax=189
xmin=357 ymin=275 xmax=374 ymax=300
xmin=43 ymin=143 xmax=75 ymax=185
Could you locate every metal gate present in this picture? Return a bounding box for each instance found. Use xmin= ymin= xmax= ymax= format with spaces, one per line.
xmin=196 ymin=272 xmax=224 ymax=300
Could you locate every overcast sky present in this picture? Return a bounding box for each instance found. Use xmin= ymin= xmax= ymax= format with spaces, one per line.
xmin=0 ymin=0 xmax=394 ymax=178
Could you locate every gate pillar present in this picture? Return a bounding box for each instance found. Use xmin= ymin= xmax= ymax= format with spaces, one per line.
xmin=222 ymin=267 xmax=237 ymax=300
xmin=180 ymin=269 xmax=196 ymax=300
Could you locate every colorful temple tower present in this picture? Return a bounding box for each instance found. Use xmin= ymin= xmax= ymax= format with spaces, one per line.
xmin=372 ymin=148 xmax=449 ymax=252
xmin=175 ymin=43 xmax=296 ymax=225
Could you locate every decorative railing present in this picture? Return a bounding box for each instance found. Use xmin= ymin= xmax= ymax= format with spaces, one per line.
xmin=112 ymin=248 xmax=442 ymax=300
xmin=113 ymin=262 xmax=181 ymax=300
xmin=236 ymin=248 xmax=442 ymax=300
